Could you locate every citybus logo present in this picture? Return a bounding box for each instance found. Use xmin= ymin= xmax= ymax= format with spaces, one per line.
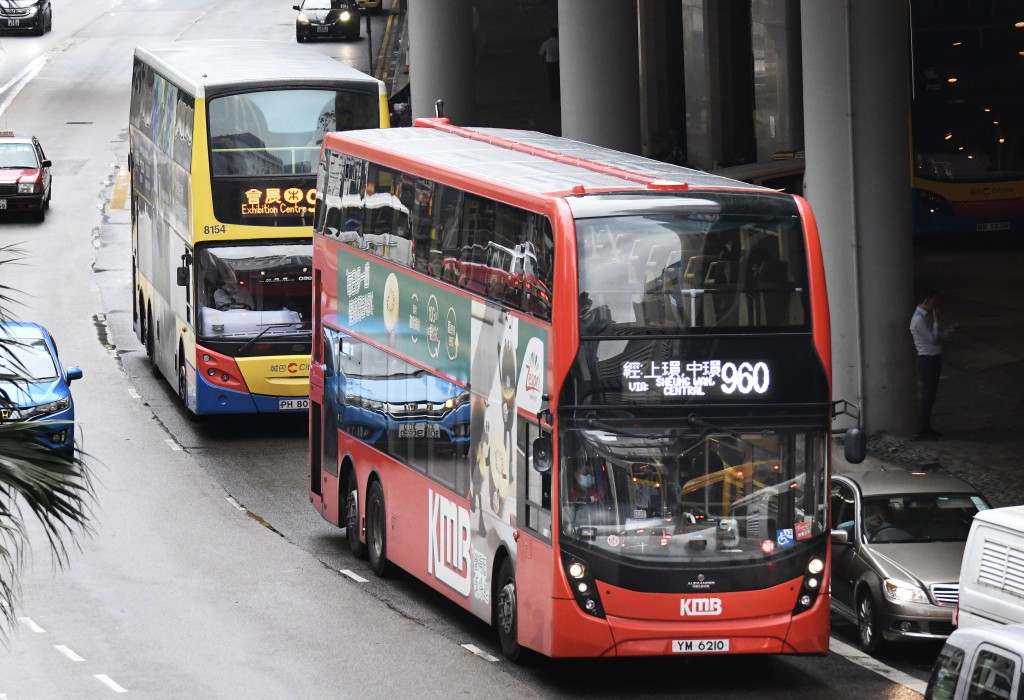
xmin=427 ymin=489 xmax=472 ymax=597
xmin=680 ymin=597 xmax=723 ymax=616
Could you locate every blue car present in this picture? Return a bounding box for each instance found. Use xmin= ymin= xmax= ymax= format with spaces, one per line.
xmin=0 ymin=321 xmax=82 ymax=454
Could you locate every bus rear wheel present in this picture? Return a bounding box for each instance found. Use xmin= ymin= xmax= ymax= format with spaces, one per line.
xmin=496 ymin=557 xmax=523 ymax=663
xmin=366 ymin=480 xmax=392 ymax=577
xmin=345 ymin=470 xmax=367 ymax=559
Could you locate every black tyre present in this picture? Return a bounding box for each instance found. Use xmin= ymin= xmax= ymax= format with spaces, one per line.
xmin=496 ymin=557 xmax=523 ymax=662
xmin=856 ymin=590 xmax=882 ymax=653
xmin=146 ymin=310 xmax=158 ymax=373
xmin=366 ymin=480 xmax=392 ymax=577
xmin=177 ymin=357 xmax=198 ymax=422
xmin=345 ymin=469 xmax=367 ymax=559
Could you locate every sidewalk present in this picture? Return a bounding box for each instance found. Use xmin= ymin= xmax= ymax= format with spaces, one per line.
xmin=835 ymin=238 xmax=1024 ymax=508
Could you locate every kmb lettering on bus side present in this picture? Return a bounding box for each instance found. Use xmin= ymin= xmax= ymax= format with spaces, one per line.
xmin=428 ymin=489 xmax=472 ymax=596
xmin=680 ymin=598 xmax=723 ymax=616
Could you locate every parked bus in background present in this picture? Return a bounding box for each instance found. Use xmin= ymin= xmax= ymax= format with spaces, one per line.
xmin=910 ymin=1 xmax=1024 ymax=236
xmin=309 ymin=118 xmax=865 ymax=660
xmin=129 ymin=40 xmax=389 ymax=416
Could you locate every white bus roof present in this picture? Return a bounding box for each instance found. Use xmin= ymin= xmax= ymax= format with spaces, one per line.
xmin=133 ymin=41 xmax=384 ymax=98
xmin=328 ymin=120 xmax=766 ymax=199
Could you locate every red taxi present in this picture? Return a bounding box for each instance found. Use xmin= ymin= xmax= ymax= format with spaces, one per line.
xmin=0 ymin=130 xmax=51 ymax=222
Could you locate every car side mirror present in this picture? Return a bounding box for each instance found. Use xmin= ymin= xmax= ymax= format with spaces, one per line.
xmin=41 ymin=159 xmax=52 ymax=168
xmin=532 ymin=436 xmax=552 ymax=474
xmin=66 ymin=367 xmax=83 ymax=382
xmin=293 ymin=4 xmax=300 ymax=9
xmin=844 ymin=427 xmax=866 ymax=464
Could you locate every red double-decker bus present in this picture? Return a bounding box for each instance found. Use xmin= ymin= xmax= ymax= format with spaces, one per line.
xmin=308 ymin=118 xmax=864 ymax=660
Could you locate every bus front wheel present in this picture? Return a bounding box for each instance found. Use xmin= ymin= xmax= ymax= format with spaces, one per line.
xmin=366 ymin=480 xmax=392 ymax=577
xmin=496 ymin=557 xmax=523 ymax=663
xmin=345 ymin=469 xmax=367 ymax=559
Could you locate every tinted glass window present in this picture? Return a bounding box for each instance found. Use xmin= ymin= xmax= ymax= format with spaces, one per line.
xmin=209 ymin=89 xmax=378 ymax=177
xmin=576 ymin=212 xmax=808 ymax=334
xmin=926 ymin=644 xmax=965 ymax=700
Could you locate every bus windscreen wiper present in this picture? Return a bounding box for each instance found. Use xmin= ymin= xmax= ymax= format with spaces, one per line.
xmin=236 ymin=323 xmax=304 ymax=355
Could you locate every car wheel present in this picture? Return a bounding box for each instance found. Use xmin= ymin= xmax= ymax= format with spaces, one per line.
xmin=296 ymin=30 xmax=305 ymax=43
xmin=496 ymin=557 xmax=523 ymax=662
xmin=856 ymin=590 xmax=883 ymax=653
xmin=35 ymin=207 xmax=45 ymax=223
xmin=366 ymin=480 xmax=392 ymax=577
xmin=345 ymin=469 xmax=367 ymax=559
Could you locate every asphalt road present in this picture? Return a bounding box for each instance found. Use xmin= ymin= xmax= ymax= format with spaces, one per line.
xmin=0 ymin=1 xmax=971 ymax=697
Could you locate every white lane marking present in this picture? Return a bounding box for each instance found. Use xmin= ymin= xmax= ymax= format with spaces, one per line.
xmin=93 ymin=674 xmax=128 ymax=693
xmin=226 ymin=496 xmax=247 ymax=511
xmin=164 ymin=438 xmax=182 ymax=451
xmin=461 ymin=644 xmax=499 ymax=662
xmin=830 ymin=636 xmax=928 ymax=695
xmin=340 ymin=569 xmax=368 ymax=583
xmin=17 ymin=617 xmax=44 ymax=633
xmin=127 ymin=387 xmax=141 ymax=399
xmin=0 ymin=53 xmax=48 ymax=117
xmin=54 ymin=644 xmax=84 ymax=662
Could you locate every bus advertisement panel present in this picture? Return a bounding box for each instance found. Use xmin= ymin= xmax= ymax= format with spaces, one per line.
xmin=129 ymin=41 xmax=389 ymax=416
xmin=310 ymin=119 xmax=864 ymax=661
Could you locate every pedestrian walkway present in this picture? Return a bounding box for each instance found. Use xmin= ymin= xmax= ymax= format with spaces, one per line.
xmin=836 ymin=238 xmax=1024 ymax=508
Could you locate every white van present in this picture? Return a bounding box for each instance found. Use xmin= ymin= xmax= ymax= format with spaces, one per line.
xmin=957 ymin=505 xmax=1024 ymax=629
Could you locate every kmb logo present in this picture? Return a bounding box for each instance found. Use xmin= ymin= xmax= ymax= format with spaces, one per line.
xmin=680 ymin=598 xmax=723 ymax=616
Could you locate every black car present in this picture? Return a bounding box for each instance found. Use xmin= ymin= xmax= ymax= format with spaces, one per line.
xmin=0 ymin=0 xmax=52 ymax=35
xmin=294 ymin=0 xmax=360 ymax=42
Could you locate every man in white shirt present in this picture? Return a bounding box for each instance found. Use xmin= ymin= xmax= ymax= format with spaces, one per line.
xmin=538 ymin=28 xmax=559 ymax=102
xmin=909 ymin=289 xmax=957 ymax=440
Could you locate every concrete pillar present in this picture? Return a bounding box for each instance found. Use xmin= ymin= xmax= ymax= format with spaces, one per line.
xmin=801 ymin=0 xmax=916 ymax=434
xmin=751 ymin=0 xmax=803 ymax=161
xmin=638 ymin=0 xmax=686 ymax=161
xmin=408 ymin=0 xmax=476 ymax=124
xmin=557 ymin=0 xmax=641 ymax=153
xmin=681 ymin=0 xmax=755 ymax=170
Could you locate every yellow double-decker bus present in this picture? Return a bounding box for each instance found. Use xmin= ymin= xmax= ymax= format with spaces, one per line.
xmin=129 ymin=41 xmax=389 ymax=416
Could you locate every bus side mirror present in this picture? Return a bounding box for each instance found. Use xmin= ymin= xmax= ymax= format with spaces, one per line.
xmin=176 ymin=266 xmax=188 ymax=286
xmin=844 ymin=427 xmax=866 ymax=464
xmin=532 ymin=436 xmax=552 ymax=474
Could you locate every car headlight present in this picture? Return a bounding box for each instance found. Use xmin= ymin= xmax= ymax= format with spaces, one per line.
xmin=339 ymin=10 xmax=352 ymax=21
xmin=25 ymin=6 xmax=38 ymax=16
xmin=882 ymin=578 xmax=930 ymax=605
xmin=18 ymin=183 xmax=41 ymax=194
xmin=297 ymin=12 xmax=310 ymax=24
xmin=23 ymin=397 xmax=71 ymax=421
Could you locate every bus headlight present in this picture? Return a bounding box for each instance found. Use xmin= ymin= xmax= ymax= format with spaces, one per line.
xmin=561 ymin=554 xmax=605 ymax=619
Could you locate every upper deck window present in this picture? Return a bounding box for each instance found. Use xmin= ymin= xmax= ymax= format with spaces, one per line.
xmin=576 ymin=207 xmax=809 ymax=335
xmin=208 ymin=89 xmax=379 ymax=177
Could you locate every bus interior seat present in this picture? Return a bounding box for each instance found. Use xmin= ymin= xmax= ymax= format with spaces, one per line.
xmin=756 ymin=259 xmax=790 ymax=325
xmin=702 ymin=260 xmax=742 ymax=326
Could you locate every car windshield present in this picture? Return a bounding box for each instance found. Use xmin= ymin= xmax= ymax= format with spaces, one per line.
xmin=303 ymin=0 xmax=342 ymax=8
xmin=0 ymin=337 xmax=57 ymax=381
xmin=0 ymin=143 xmax=38 ymax=169
xmin=861 ymin=493 xmax=989 ymax=543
